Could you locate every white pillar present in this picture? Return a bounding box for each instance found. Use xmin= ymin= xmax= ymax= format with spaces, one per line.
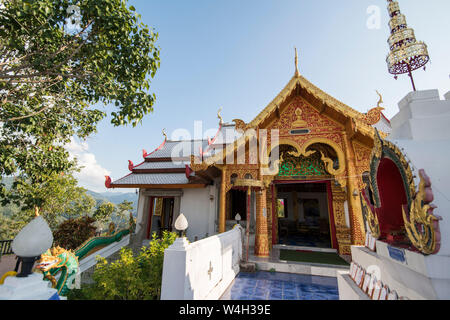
xmin=160 ymin=237 xmax=192 ymax=300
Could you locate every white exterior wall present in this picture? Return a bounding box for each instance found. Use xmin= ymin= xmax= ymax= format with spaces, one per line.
xmin=161 ymin=226 xmax=243 ymax=300
xmin=180 ymin=185 xmax=218 ymax=242
xmin=387 ymin=89 xmax=450 ymax=257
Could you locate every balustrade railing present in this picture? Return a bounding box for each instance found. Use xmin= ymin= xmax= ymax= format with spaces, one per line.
xmin=0 ymin=240 xmax=13 ymax=259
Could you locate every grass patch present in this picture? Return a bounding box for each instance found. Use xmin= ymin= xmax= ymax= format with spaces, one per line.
xmin=279 ymin=249 xmax=349 ymax=266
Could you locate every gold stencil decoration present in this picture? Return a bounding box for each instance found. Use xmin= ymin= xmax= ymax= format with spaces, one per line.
xmin=402 ymin=169 xmax=442 ymax=255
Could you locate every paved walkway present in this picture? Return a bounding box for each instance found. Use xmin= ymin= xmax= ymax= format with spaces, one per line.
xmin=0 ymin=255 xmax=17 ymax=276
xmin=220 ymin=245 xmax=348 ymax=300
xmin=220 ymin=271 xmax=339 ymax=300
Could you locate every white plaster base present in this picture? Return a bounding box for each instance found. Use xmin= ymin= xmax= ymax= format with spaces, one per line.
xmin=345 ymin=244 xmax=450 ymax=300
xmin=0 ymin=273 xmax=60 ymax=300
xmin=161 ymin=227 xmax=242 ymax=300
xmin=337 ymin=271 xmax=370 ymax=300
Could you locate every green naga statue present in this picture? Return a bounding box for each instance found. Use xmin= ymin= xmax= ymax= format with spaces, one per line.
xmin=36 ymin=246 xmax=79 ymax=297
xmin=36 ymin=226 xmax=131 ymax=297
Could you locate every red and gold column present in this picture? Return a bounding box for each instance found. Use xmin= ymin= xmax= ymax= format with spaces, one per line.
xmin=254 ymin=188 xmax=269 ymax=257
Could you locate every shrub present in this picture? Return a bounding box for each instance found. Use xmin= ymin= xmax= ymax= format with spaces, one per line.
xmin=53 ymin=216 xmax=97 ymax=250
xmin=69 ymin=231 xmax=177 ymax=300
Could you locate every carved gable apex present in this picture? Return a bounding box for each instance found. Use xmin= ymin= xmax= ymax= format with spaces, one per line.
xmin=267 ymin=97 xmax=343 ymax=134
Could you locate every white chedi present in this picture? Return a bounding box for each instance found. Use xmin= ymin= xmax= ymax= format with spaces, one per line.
xmin=12 ymin=216 xmax=53 ymax=257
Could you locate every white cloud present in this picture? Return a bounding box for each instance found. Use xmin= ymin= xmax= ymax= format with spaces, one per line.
xmin=65 ymin=138 xmax=111 ymax=193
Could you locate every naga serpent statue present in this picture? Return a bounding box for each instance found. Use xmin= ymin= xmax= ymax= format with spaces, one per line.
xmin=36 ymin=246 xmax=79 ymax=297
xmin=1 ymin=216 xmax=135 ymax=297
xmin=36 ymin=227 xmax=131 ymax=296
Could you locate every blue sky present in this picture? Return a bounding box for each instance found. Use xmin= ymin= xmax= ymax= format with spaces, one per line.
xmin=72 ymin=0 xmax=450 ymax=192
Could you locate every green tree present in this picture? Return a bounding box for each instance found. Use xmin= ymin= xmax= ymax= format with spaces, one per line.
xmin=0 ymin=0 xmax=160 ymax=215
xmin=0 ymin=212 xmax=25 ymax=240
xmin=93 ymin=201 xmax=115 ymax=223
xmin=65 ymin=192 xmax=96 ymax=220
xmin=1 ymin=171 xmax=98 ymax=237
xmin=113 ymin=199 xmax=134 ymax=228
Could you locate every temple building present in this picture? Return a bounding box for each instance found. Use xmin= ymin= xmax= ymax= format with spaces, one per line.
xmin=106 ymin=50 xmax=391 ymax=257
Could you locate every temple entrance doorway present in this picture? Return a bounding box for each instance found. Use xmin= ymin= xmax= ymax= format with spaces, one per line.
xmin=229 ymin=189 xmax=248 ymax=223
xmin=147 ymin=197 xmax=175 ymax=239
xmin=275 ymin=182 xmax=335 ymax=249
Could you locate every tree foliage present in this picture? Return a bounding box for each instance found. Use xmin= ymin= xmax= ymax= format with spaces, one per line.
xmin=53 ymin=215 xmax=96 ymax=250
xmin=4 ymin=171 xmax=96 ymax=230
xmin=93 ymin=201 xmax=115 ymax=223
xmin=0 ymin=0 xmax=160 ymax=213
xmin=112 ymin=199 xmax=133 ymax=228
xmin=0 ymin=172 xmax=125 ymax=240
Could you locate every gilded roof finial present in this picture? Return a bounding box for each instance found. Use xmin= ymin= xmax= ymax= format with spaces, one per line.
xmin=385 ymin=0 xmax=429 ymax=91
xmin=294 ymin=47 xmax=300 ymax=77
xmin=217 ymin=107 xmax=223 ymax=125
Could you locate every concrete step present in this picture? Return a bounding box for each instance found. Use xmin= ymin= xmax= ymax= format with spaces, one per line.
xmin=250 ymin=258 xmax=349 ymax=278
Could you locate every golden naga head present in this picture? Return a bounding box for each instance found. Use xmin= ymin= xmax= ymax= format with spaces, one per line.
xmin=35 ymin=246 xmax=69 ymax=272
xmin=36 ymin=252 xmax=62 ymax=272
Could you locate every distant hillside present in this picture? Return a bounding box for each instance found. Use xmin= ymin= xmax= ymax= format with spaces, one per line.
xmin=86 ymin=190 xmax=138 ymax=216
xmin=1 ymin=177 xmax=138 ymax=217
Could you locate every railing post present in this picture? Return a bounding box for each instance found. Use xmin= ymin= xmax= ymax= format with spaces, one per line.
xmin=160 ymin=237 xmax=191 ymax=300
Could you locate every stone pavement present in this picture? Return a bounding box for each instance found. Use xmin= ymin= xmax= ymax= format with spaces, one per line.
xmin=0 ymin=255 xmax=18 ymax=276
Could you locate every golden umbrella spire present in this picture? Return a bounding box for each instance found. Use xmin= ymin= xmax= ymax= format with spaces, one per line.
xmin=385 ymin=0 xmax=430 ymax=91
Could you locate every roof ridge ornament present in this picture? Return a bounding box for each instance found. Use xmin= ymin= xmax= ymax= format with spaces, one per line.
xmin=217 ymin=107 xmax=223 ymax=125
xmin=356 ymin=91 xmax=385 ymax=125
xmin=376 ymin=90 xmax=384 ymax=108
xmin=142 ymin=129 xmax=168 ymax=159
xmin=294 ymin=47 xmax=300 ymax=77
